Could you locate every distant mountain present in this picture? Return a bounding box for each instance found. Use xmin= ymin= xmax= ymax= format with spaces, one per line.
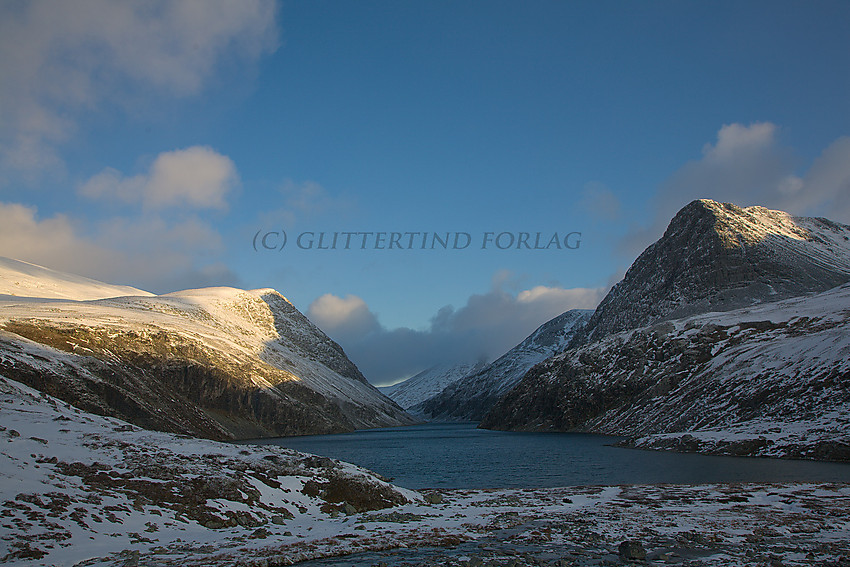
xmin=378 ymin=361 xmax=487 ymax=410
xmin=412 ymin=309 xmax=592 ymax=421
xmin=571 ymin=199 xmax=850 ymax=347
xmin=0 ymin=258 xmax=414 ymax=440
xmin=480 ymin=201 xmax=850 ymax=461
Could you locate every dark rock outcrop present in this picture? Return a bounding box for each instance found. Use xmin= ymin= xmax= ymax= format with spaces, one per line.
xmin=480 ymin=201 xmax=850 ymax=461
xmin=413 ymin=309 xmax=592 ymax=422
xmin=572 ymin=199 xmax=850 ymax=347
xmin=481 ymin=284 xmax=850 ymax=460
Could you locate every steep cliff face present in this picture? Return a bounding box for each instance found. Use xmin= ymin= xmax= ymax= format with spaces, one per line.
xmin=480 ymin=283 xmax=850 ymax=460
xmin=572 ymin=199 xmax=850 ymax=346
xmin=479 ymin=201 xmax=850 ymax=461
xmin=0 ymin=260 xmax=414 ymax=440
xmin=413 ymin=309 xmax=592 ymax=421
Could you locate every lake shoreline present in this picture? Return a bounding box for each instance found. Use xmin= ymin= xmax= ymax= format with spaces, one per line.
xmin=244 ymin=422 xmax=850 ymax=489
xmin=4 ymin=380 xmax=849 ymax=566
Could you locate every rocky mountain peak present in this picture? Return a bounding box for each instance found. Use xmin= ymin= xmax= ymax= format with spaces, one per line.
xmin=572 ymin=199 xmax=850 ymax=346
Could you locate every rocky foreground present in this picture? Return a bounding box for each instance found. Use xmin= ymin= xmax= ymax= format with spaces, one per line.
xmin=2 ymin=375 xmax=850 ymax=567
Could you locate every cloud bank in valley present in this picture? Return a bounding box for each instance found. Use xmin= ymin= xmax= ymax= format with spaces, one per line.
xmin=307 ymin=275 xmax=604 ymax=385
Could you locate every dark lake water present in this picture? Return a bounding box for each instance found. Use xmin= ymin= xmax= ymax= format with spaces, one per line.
xmin=242 ymin=422 xmax=850 ymax=489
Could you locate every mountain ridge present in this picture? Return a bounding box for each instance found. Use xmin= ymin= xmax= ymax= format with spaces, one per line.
xmin=412 ymin=309 xmax=593 ymax=421
xmin=0 ymin=258 xmax=414 ymax=440
xmin=0 ymin=256 xmax=153 ymax=300
xmin=479 ymin=200 xmax=850 ymax=461
xmin=571 ymin=199 xmax=850 ymax=347
xmin=378 ymin=360 xmax=487 ymax=411
xmin=481 ymin=282 xmax=850 ymax=460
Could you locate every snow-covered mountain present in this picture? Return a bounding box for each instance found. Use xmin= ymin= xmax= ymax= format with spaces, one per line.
xmin=413 ymin=309 xmax=593 ymax=421
xmin=0 ymin=258 xmax=414 ymax=440
xmin=480 ymin=200 xmax=850 ymax=461
xmin=378 ymin=361 xmax=487 ymax=410
xmin=481 ymin=283 xmax=850 ymax=461
xmin=0 ymin=257 xmax=152 ymax=300
xmin=571 ymin=199 xmax=850 ymax=347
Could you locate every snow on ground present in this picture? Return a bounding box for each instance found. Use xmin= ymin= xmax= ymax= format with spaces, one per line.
xmin=627 ymin=412 xmax=850 ymax=461
xmin=2 ymin=375 xmax=849 ymax=567
xmin=411 ymin=309 xmax=592 ymax=421
xmin=614 ymin=284 xmax=850 ymax=460
xmin=0 ymin=374 xmax=416 ymax=565
xmin=488 ymin=282 xmax=850 ymax=460
xmin=0 ymin=279 xmax=412 ymax=435
xmin=0 ymin=257 xmax=152 ymax=301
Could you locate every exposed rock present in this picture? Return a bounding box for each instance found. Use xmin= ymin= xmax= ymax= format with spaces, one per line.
xmin=0 ymin=373 xmax=418 ymax=564
xmin=572 ymin=199 xmax=850 ymax=347
xmin=414 ymin=309 xmax=592 ymax=421
xmin=0 ymin=260 xmax=415 ymax=439
xmin=425 ymin=492 xmax=444 ymax=504
xmin=480 ymin=202 xmax=850 ymax=461
xmin=618 ymin=540 xmax=646 ymax=560
xmin=481 ymin=284 xmax=850 ymax=459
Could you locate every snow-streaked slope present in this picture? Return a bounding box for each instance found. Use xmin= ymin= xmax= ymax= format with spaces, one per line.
xmin=0 ymin=256 xmax=152 ymax=300
xmin=573 ymin=199 xmax=850 ymax=346
xmin=378 ymin=361 xmax=487 ymax=410
xmin=0 ymin=374 xmax=418 ymax=565
xmin=5 ymin=375 xmax=849 ymax=567
xmin=482 ymin=283 xmax=850 ymax=461
xmin=0 ymin=262 xmax=414 ymax=440
xmin=414 ymin=309 xmax=593 ymax=421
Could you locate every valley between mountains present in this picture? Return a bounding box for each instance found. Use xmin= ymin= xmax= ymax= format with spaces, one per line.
xmin=1 ymin=199 xmax=849 ymax=566
xmin=391 ymin=199 xmax=850 ymax=463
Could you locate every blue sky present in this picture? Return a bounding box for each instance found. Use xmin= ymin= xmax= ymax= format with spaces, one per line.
xmin=1 ymin=1 xmax=849 ymax=384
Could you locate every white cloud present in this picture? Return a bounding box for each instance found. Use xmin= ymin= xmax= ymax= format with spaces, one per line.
xmin=79 ymin=146 xmax=239 ymax=210
xmin=307 ymin=277 xmax=604 ymax=384
xmin=620 ymin=123 xmax=850 ymax=260
xmin=517 ymin=285 xmax=603 ymax=309
xmin=663 ymin=122 xmax=793 ymax=211
xmin=0 ymin=202 xmax=120 ymax=278
xmin=96 ymin=215 xmax=224 ymax=259
xmin=702 ymin=122 xmax=777 ymax=161
xmin=307 ymin=294 xmax=381 ymax=340
xmin=282 ymin=180 xmax=336 ymax=215
xmin=0 ymin=0 xmax=279 ymax=178
xmin=0 ymin=201 xmax=235 ymax=293
xmin=786 ymin=136 xmax=850 ymax=221
xmin=260 ymin=180 xmax=357 ymax=228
